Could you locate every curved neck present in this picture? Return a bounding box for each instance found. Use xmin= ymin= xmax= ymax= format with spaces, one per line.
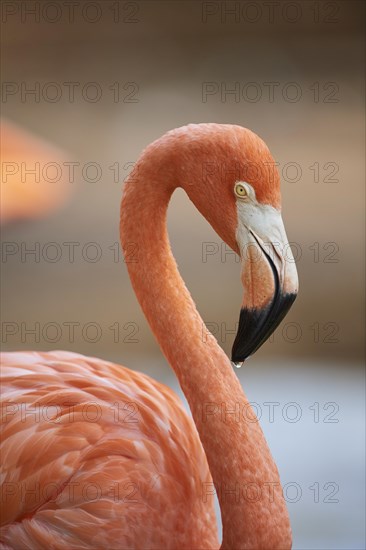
xmin=120 ymin=168 xmax=291 ymax=549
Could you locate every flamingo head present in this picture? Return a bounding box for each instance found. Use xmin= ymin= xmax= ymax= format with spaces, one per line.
xmin=229 ymin=178 xmax=298 ymax=363
xmin=178 ymin=124 xmax=299 ymax=363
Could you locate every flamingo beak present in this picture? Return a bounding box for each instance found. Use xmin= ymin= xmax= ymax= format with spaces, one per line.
xmin=231 ymin=211 xmax=298 ymax=363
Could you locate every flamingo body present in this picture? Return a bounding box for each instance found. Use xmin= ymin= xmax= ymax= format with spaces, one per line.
xmin=0 ymin=351 xmax=217 ymax=549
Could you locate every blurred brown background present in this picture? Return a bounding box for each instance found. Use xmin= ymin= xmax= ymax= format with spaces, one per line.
xmin=1 ymin=1 xmax=365 ymax=548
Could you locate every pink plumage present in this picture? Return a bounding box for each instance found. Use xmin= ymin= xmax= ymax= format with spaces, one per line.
xmin=1 ymin=351 xmax=217 ymax=548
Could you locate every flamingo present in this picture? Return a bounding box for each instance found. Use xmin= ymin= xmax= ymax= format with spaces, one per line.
xmin=0 ymin=124 xmax=298 ymax=549
xmin=0 ymin=119 xmax=70 ymax=224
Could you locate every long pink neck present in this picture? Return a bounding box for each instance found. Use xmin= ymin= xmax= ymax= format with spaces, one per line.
xmin=120 ymin=164 xmax=291 ymax=549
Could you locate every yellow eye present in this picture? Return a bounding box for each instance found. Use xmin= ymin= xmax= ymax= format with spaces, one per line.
xmin=234 ymin=183 xmax=247 ymax=198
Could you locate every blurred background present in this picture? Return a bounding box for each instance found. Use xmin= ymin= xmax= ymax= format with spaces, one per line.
xmin=1 ymin=1 xmax=365 ymax=548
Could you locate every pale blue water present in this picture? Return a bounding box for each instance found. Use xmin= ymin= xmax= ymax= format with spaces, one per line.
xmin=163 ymin=360 xmax=365 ymax=549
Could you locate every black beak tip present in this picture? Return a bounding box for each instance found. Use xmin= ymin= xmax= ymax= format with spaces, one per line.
xmin=231 ymin=292 xmax=297 ymax=363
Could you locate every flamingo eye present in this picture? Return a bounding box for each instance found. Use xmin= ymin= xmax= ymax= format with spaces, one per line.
xmin=234 ymin=183 xmax=248 ymax=198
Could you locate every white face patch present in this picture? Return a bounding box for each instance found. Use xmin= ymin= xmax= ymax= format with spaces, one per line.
xmin=234 ymin=182 xmax=299 ymax=295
